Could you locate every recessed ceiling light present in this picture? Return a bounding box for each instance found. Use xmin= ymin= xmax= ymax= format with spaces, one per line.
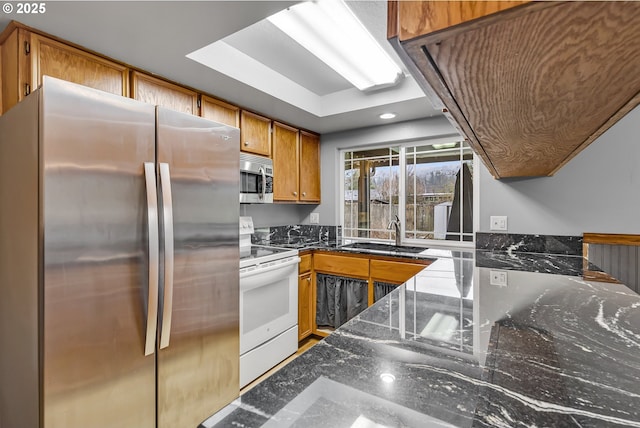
xmin=379 ymin=373 xmax=396 ymax=383
xmin=432 ymin=142 xmax=458 ymax=150
xmin=379 ymin=113 xmax=396 ymax=120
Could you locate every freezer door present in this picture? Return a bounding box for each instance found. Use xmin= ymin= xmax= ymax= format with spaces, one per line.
xmin=41 ymin=77 xmax=157 ymax=427
xmin=156 ymin=107 xmax=240 ymax=427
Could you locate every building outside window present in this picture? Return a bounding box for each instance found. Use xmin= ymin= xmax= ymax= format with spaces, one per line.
xmin=341 ymin=139 xmax=474 ymax=245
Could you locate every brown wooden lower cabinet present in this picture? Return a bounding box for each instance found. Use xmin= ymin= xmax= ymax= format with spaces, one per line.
xmin=368 ymin=259 xmax=428 ymax=305
xmin=298 ymin=253 xmax=313 ymax=342
xmin=298 ymin=251 xmax=431 ymax=338
xmin=297 ymin=273 xmax=313 ymax=341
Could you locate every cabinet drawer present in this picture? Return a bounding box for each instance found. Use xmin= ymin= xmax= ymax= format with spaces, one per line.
xmin=313 ymin=253 xmax=368 ymax=278
xmin=299 ymin=254 xmax=312 ymax=274
xmin=370 ymin=260 xmax=425 ymax=284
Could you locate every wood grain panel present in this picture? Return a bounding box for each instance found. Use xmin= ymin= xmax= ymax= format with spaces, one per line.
xmin=0 ymin=43 xmax=2 ymax=112
xmin=398 ymin=1 xmax=526 ymax=41
xmin=240 ymin=110 xmax=271 ymax=156
xmin=131 ymin=71 xmax=197 ymax=115
xmin=298 ymin=273 xmax=313 ymax=341
xmin=299 ymin=253 xmax=312 ymax=274
xmin=0 ymin=27 xmax=30 ymax=114
xmin=387 ymin=0 xmax=399 ymax=39
xmin=370 ymin=259 xmax=426 ymax=284
xmin=272 ymin=122 xmax=299 ymax=201
xmin=299 ymin=131 xmax=321 ymax=203
xmin=425 ymin=1 xmax=640 ymax=177
xmin=31 ymin=33 xmax=128 ymax=97
xmin=583 ymin=233 xmax=640 ymax=246
xmin=583 ymin=234 xmax=640 ymax=292
xmin=313 ymin=253 xmax=369 ymax=279
xmin=201 ymin=95 xmax=239 ymax=127
xmin=1 ymin=28 xmax=18 ymax=114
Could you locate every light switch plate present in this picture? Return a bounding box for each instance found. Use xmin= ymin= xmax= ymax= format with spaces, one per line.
xmin=490 ymin=216 xmax=508 ymax=231
xmin=310 ymin=213 xmax=320 ymax=224
xmin=490 ymin=270 xmax=508 ymax=286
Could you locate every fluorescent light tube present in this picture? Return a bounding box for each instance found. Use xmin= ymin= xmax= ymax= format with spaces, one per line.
xmin=267 ymin=0 xmax=402 ymax=91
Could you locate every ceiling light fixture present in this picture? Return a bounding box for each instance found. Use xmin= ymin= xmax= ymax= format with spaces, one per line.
xmin=379 ymin=373 xmax=396 ymax=383
xmin=267 ymin=0 xmax=402 ymax=91
xmin=379 ymin=113 xmax=396 ymax=120
xmin=432 ymin=142 xmax=458 ymax=150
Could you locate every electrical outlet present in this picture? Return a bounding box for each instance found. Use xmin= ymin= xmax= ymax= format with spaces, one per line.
xmin=490 ymin=216 xmax=508 ymax=231
xmin=310 ymin=213 xmax=320 ymax=224
xmin=490 ymin=270 xmax=508 ymax=286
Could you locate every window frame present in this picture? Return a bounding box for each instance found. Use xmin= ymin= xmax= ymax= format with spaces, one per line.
xmin=339 ymin=136 xmax=478 ymax=249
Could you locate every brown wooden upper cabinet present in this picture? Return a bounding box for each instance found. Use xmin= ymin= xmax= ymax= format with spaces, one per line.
xmin=273 ymin=122 xmax=300 ymax=201
xmin=299 ymin=131 xmax=321 ymax=203
xmin=201 ymin=95 xmax=239 ymax=128
xmin=0 ymin=24 xmax=128 ymax=114
xmin=240 ymin=110 xmax=271 ymax=157
xmin=272 ymin=124 xmax=321 ymax=203
xmin=130 ymin=71 xmax=198 ymax=115
xmin=388 ymin=1 xmax=640 ymax=178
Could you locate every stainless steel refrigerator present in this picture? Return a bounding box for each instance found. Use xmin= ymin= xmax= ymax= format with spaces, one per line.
xmin=0 ymin=77 xmax=240 ymax=428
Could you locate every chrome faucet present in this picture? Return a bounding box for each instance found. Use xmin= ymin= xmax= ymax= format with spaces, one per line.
xmin=388 ymin=215 xmax=402 ymax=246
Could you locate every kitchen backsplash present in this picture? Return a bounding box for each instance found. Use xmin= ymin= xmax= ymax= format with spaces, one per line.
xmin=253 ymin=225 xmax=341 ymax=247
xmin=475 ymin=232 xmax=582 ymax=256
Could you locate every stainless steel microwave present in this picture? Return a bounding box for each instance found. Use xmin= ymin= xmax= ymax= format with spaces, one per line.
xmin=240 ymin=153 xmax=274 ymax=203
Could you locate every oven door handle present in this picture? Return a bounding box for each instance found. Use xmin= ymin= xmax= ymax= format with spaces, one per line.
xmin=240 ymin=257 xmax=301 ymax=282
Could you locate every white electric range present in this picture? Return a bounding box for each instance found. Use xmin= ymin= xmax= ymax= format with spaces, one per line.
xmin=239 ymin=218 xmax=300 ymax=388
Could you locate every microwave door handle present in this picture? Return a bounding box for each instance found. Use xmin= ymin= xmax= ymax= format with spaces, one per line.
xmin=159 ymin=163 xmax=174 ymax=349
xmin=143 ymin=162 xmax=159 ymax=356
xmin=260 ymin=166 xmax=266 ymax=200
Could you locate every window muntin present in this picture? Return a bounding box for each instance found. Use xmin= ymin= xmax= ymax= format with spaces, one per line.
xmin=342 ymin=140 xmax=473 ymax=245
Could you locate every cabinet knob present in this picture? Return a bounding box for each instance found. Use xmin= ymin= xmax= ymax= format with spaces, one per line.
xmin=293 ymin=191 xmax=298 ymax=196
xmin=302 ymin=192 xmax=306 ymax=197
xmin=307 ymin=277 xmax=311 ymax=282
xmin=244 ymin=141 xmax=249 ymax=146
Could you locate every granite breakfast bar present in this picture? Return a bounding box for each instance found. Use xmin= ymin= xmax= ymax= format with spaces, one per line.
xmin=202 ymin=248 xmax=640 ymax=428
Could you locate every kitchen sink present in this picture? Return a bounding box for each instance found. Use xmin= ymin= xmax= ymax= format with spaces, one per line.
xmin=340 ymin=242 xmax=427 ymax=254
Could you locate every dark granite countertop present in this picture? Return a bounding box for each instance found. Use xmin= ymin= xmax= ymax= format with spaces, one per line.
xmin=257 ymin=237 xmax=440 ymax=262
xmin=203 ymin=249 xmax=640 ymax=428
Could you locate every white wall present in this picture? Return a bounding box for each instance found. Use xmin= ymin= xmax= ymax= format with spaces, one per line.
xmin=241 ymin=203 xmax=315 ymax=228
xmin=258 ymin=104 xmax=640 ymax=235
xmin=309 ymin=116 xmax=458 ymax=226
xmin=478 ymin=105 xmax=640 ymax=235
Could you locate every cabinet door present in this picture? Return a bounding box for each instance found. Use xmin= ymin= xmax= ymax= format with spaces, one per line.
xmin=131 ymin=71 xmax=198 ymax=115
xmin=273 ymin=122 xmax=299 ymax=201
xmin=240 ymin=110 xmax=271 ymax=156
xmin=299 ymin=131 xmax=321 ymax=203
xmin=30 ymin=33 xmax=128 ymax=97
xmin=1 ymin=27 xmax=30 ymax=113
xmin=370 ymin=259 xmax=426 ymax=284
xmin=201 ymin=95 xmax=239 ymax=127
xmin=394 ymin=1 xmax=527 ymax=40
xmin=298 ymin=273 xmax=313 ymax=341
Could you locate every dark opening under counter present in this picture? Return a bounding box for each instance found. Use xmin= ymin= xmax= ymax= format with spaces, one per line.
xmin=202 ymin=250 xmax=640 ymax=428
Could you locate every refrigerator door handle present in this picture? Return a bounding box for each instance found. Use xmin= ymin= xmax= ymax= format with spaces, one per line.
xmin=144 ymin=162 xmax=160 ymax=356
xmin=159 ymin=162 xmax=174 ymax=349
